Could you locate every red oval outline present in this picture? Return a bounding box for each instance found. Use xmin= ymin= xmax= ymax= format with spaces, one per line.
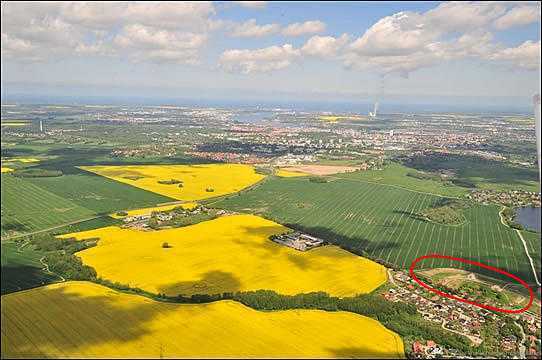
xmin=409 ymin=254 xmax=534 ymax=314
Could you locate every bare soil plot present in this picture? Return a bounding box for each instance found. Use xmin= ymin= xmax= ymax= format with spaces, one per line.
xmin=280 ymin=164 xmax=362 ymax=176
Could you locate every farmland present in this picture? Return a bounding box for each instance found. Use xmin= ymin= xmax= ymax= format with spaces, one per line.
xmin=1 ymin=242 xmax=60 ymax=294
xmin=1 ymin=175 xmax=96 ymax=235
xmin=79 ymin=164 xmax=265 ymax=201
xmin=59 ymin=215 xmax=387 ymax=297
xmin=335 ymin=163 xmax=468 ymax=198
xmin=276 ymin=168 xmax=308 ymax=177
xmin=1 ymin=281 xmax=404 ymax=358
xmin=1 ymin=170 xmax=172 ymax=236
xmin=23 ymin=167 xmax=173 ymax=214
xmin=213 ymin=176 xmax=540 ymax=286
xmin=398 ymin=153 xmax=539 ymax=193
xmin=109 ymin=202 xmax=197 ymax=219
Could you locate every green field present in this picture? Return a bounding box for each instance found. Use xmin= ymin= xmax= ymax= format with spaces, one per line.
xmin=335 ymin=163 xmax=468 ymax=197
xmin=399 ymin=154 xmax=539 ymax=192
xmin=213 ymin=176 xmax=540 ymax=286
xmin=0 ymin=241 xmax=60 ymax=294
xmin=24 ymin=167 xmax=173 ymax=213
xmin=522 ymin=231 xmax=541 ymax=279
xmin=1 ymin=175 xmax=96 ymax=235
xmin=1 ymin=169 xmax=173 ymax=236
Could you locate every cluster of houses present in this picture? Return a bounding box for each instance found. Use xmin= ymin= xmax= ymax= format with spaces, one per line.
xmin=387 ymin=270 xmax=542 ymax=358
xmin=186 ymin=151 xmax=266 ymax=164
xmin=411 ymin=340 xmax=444 ymax=358
xmin=467 ymin=189 xmax=541 ymax=207
xmin=270 ymin=231 xmax=325 ymax=251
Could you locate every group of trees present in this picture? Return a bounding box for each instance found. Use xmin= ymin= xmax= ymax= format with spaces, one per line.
xmin=21 ymin=233 xmax=98 ymax=281
xmin=157 ymin=179 xmax=182 ymax=185
xmin=308 ymin=176 xmax=329 ymax=183
xmin=419 ymin=199 xmax=468 ymax=225
xmin=501 ymin=207 xmax=525 ymax=230
xmin=13 ymin=168 xmax=63 ymax=178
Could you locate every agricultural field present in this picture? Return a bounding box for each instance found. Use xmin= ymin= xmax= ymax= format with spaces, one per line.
xmin=399 ymin=154 xmax=539 ymax=193
xmin=213 ymin=177 xmax=540 ymax=287
xmin=1 ymin=242 xmax=60 ymax=294
xmin=79 ymin=164 xmax=265 ymax=201
xmin=1 ymin=175 xmax=96 ymax=236
xmin=23 ymin=167 xmax=173 ymax=214
xmin=1 ymin=281 xmax=404 ymax=358
xmin=522 ymin=231 xmax=541 ymax=278
xmin=58 ymin=215 xmax=387 ymax=297
xmin=280 ymin=164 xmax=364 ymax=176
xmin=109 ymin=202 xmax=197 ymax=219
xmin=335 ymin=163 xmax=468 ymax=198
xmin=1 ymin=170 xmax=171 ymax=236
xmin=275 ymin=168 xmax=307 ymax=177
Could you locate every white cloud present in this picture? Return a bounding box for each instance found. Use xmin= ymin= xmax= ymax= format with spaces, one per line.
xmin=344 ymin=2 xmax=539 ymax=75
xmin=230 ymin=19 xmax=280 ymax=37
xmin=301 ymin=34 xmax=350 ymax=58
xmin=74 ymin=40 xmax=112 ymax=56
xmin=488 ymin=40 xmax=541 ymax=70
xmin=219 ymin=44 xmax=300 ymax=74
xmin=234 ymin=2 xmax=267 ymax=9
xmin=114 ymin=24 xmax=207 ymax=64
xmin=1 ymin=1 xmax=215 ymax=63
xmin=423 ymin=1 xmax=507 ymax=33
xmin=1 ymin=33 xmax=37 ymax=59
xmin=282 ymin=20 xmax=326 ymax=37
xmin=493 ymin=5 xmax=541 ymax=30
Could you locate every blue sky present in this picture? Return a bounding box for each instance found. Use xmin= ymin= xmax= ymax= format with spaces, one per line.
xmin=1 ymin=1 xmax=540 ymax=108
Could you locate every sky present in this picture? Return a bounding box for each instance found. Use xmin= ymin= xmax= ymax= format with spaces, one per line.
xmin=1 ymin=1 xmax=541 ymax=110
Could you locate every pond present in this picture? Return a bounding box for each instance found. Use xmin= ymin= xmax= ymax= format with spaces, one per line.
xmin=515 ymin=206 xmax=541 ymax=232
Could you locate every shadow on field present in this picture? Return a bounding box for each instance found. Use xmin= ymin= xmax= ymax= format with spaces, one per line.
xmin=282 ymin=223 xmax=400 ymax=261
xmin=392 ymin=209 xmax=426 ymax=222
xmin=1 ymin=221 xmax=30 ymax=233
xmin=1 ymin=265 xmax=58 ymax=295
xmin=327 ymin=346 xmax=402 ymax=359
xmin=158 ymin=270 xmax=241 ymax=296
xmin=2 ymin=282 xmax=181 ymax=357
xmin=1 ymin=147 xmax=37 ymax=157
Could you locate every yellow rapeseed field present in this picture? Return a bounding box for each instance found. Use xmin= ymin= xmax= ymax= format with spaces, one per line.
xmin=79 ymin=163 xmax=265 ymax=200
xmin=276 ymin=168 xmax=308 ymax=177
xmin=319 ymin=115 xmax=368 ymax=122
xmin=1 ymin=167 xmax=14 ymax=173
xmin=110 ymin=202 xmax=198 ymax=219
xmin=0 ymin=122 xmax=29 ymax=127
xmin=4 ymin=158 xmax=40 ymax=163
xmin=1 ymin=282 xmax=404 ymax=358
xmin=59 ymin=215 xmax=387 ymax=296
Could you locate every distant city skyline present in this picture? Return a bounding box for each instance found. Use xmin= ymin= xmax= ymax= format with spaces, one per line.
xmin=1 ymin=1 xmax=541 ymax=108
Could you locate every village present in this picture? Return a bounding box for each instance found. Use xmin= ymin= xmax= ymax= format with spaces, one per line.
xmin=467 ymin=189 xmax=541 ymax=208
xmin=386 ymin=270 xmax=541 ymax=359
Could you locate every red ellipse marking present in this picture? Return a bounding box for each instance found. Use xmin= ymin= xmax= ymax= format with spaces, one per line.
xmin=409 ymin=254 xmax=534 ymax=314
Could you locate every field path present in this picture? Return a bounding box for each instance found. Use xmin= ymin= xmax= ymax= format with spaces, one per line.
xmin=515 ymin=229 xmax=541 ymax=286
xmin=39 ymin=256 xmax=66 ymax=282
xmin=1 ymin=215 xmax=101 ymax=241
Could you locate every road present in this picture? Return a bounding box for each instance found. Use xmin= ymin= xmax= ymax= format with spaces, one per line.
xmin=515 ymin=229 xmax=541 ymax=286
xmin=515 ymin=321 xmax=526 ymax=359
xmin=40 ymin=256 xmax=65 ymax=282
xmin=1 ymin=216 xmax=102 ymax=241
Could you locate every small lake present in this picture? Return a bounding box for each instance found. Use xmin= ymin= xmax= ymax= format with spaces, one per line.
xmin=515 ymin=206 xmax=541 ymax=232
